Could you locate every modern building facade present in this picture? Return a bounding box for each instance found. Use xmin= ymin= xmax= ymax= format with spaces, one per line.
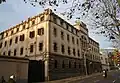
xmin=0 ymin=9 xmax=101 ymax=81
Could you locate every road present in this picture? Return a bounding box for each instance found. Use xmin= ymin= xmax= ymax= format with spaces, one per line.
xmin=69 ymin=70 xmax=120 ymax=83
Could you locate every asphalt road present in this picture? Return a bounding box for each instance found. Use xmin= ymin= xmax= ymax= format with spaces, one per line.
xmin=69 ymin=70 xmax=120 ymax=83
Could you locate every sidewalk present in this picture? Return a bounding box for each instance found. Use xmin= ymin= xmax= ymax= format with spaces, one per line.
xmin=42 ymin=70 xmax=115 ymax=83
xmin=43 ymin=72 xmax=102 ymax=83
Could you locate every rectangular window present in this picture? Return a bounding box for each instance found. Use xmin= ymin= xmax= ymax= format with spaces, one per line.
xmin=39 ymin=42 xmax=43 ymax=51
xmin=73 ymin=48 xmax=75 ymax=56
xmin=61 ymin=44 xmax=65 ymax=54
xmin=60 ymin=20 xmax=63 ymax=26
xmin=14 ymin=49 xmax=17 ymax=56
xmin=38 ymin=28 xmax=44 ymax=35
xmin=72 ymin=37 xmax=74 ymax=44
xmin=9 ymin=39 xmax=12 ymax=46
xmin=69 ymin=61 xmax=71 ymax=68
xmin=11 ymin=30 xmax=13 ymax=35
xmin=32 ymin=20 xmax=35 ymax=25
xmin=54 ymin=60 xmax=57 ymax=68
xmin=23 ymin=25 xmax=26 ymax=29
xmin=16 ymin=28 xmax=19 ymax=32
xmin=15 ymin=36 xmax=18 ymax=43
xmin=20 ymin=34 xmax=24 ymax=41
xmin=53 ymin=28 xmax=57 ymax=37
xmin=6 ymin=32 xmax=8 ymax=37
xmin=62 ymin=61 xmax=65 ymax=68
xmin=53 ymin=17 xmax=57 ymax=23
xmin=0 ymin=42 xmax=2 ymax=48
xmin=4 ymin=41 xmax=7 ymax=47
xmin=74 ymin=62 xmax=76 ymax=68
xmin=1 ymin=34 xmax=4 ymax=39
xmin=61 ymin=31 xmax=64 ymax=40
xmin=8 ymin=50 xmax=11 ymax=56
xmin=40 ymin=16 xmax=44 ymax=21
xmin=53 ymin=42 xmax=57 ymax=52
xmin=67 ymin=34 xmax=69 ymax=42
xmin=29 ymin=31 xmax=35 ymax=38
xmin=78 ymin=50 xmax=80 ymax=56
xmin=3 ymin=52 xmax=5 ymax=55
xmin=30 ymin=45 xmax=34 ymax=53
xmin=68 ymin=46 xmax=70 ymax=55
xmin=66 ymin=24 xmax=69 ymax=30
xmin=20 ymin=47 xmax=23 ymax=55
xmin=77 ymin=39 xmax=79 ymax=45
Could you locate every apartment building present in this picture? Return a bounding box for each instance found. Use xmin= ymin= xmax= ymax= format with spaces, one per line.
xmin=0 ymin=8 xmax=101 ymax=81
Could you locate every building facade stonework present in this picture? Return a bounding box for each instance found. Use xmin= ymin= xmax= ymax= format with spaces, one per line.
xmin=0 ymin=9 xmax=101 ymax=81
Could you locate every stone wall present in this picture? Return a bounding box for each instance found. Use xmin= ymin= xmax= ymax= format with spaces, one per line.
xmin=48 ymin=54 xmax=84 ymax=80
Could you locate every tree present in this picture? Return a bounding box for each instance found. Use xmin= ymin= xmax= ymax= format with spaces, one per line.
xmin=0 ymin=0 xmax=6 ymax=4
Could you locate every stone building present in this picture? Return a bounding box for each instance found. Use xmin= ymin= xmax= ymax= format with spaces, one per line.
xmin=100 ymin=52 xmax=110 ymax=71
xmin=0 ymin=9 xmax=101 ymax=81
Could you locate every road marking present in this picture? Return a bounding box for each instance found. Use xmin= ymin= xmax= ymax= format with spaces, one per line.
xmin=113 ymin=80 xmax=116 ymax=83
xmin=94 ymin=80 xmax=100 ymax=83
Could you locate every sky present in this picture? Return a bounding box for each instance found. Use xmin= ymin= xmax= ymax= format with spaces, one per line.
xmin=0 ymin=0 xmax=112 ymax=49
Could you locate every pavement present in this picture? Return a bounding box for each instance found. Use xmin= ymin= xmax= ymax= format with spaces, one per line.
xmin=69 ymin=70 xmax=120 ymax=83
xmin=42 ymin=70 xmax=117 ymax=83
xmin=42 ymin=72 xmax=103 ymax=83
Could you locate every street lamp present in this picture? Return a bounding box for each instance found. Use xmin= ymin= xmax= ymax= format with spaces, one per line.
xmin=82 ymin=48 xmax=91 ymax=76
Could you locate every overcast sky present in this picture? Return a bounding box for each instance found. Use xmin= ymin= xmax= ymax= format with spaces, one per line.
xmin=0 ymin=0 xmax=112 ymax=49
